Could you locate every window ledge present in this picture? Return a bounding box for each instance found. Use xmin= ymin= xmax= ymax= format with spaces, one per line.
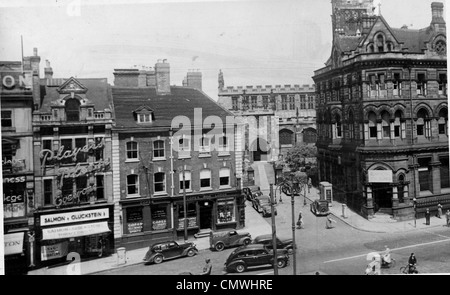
xmin=178 ymin=155 xmax=191 ymax=159
xmin=153 ymin=192 xmax=168 ymax=196
xmin=125 ymin=159 xmax=140 ymax=163
xmin=126 ymin=194 xmax=141 ymax=199
xmin=179 ymin=190 xmax=192 ymax=194
xmin=218 ymin=152 xmax=231 ymax=157
xmin=220 ymin=185 xmax=232 ymax=190
xmin=200 ymin=188 xmax=212 ymax=192
xmin=152 ymin=157 xmax=167 ymax=162
xmin=198 ymin=153 xmax=211 ymax=158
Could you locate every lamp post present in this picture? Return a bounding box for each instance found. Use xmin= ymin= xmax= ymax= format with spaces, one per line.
xmin=413 ymin=197 xmax=417 ymax=228
xmin=270 ymin=184 xmax=278 ymax=275
xmin=182 ymin=158 xmax=188 ymax=241
xmin=291 ymin=177 xmax=299 ymax=276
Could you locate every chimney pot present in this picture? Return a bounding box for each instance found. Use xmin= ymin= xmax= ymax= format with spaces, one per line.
xmin=33 ymin=47 xmax=38 ymax=56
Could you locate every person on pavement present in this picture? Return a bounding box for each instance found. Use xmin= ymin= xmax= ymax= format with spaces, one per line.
xmin=201 ymin=258 xmax=212 ymax=275
xmin=408 ymin=253 xmax=417 ymax=273
xmin=297 ymin=212 xmax=304 ymax=229
xmin=381 ymin=245 xmax=391 ymax=265
xmin=326 ymin=214 xmax=337 ymax=229
xmin=425 ymin=208 xmax=431 ymax=225
xmin=437 ymin=204 xmax=443 ymax=218
xmin=446 ymin=210 xmax=450 ymax=227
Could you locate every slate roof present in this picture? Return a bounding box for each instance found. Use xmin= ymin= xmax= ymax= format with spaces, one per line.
xmin=39 ymin=78 xmax=112 ymax=112
xmin=337 ymin=36 xmax=363 ymax=52
xmin=112 ymin=86 xmax=233 ymax=129
xmin=390 ymin=27 xmax=434 ymax=53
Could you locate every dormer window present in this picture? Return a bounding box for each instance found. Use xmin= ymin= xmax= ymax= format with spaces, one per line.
xmin=138 ymin=113 xmax=152 ymax=123
xmin=134 ymin=106 xmax=154 ymax=124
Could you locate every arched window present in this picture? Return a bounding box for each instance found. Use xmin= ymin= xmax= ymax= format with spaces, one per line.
xmin=335 ymin=114 xmax=342 ymax=138
xmin=368 ymin=112 xmax=377 ymax=138
xmin=394 ymin=110 xmax=404 ymax=138
xmin=438 ymin=108 xmax=448 ymax=135
xmin=65 ymin=98 xmax=80 ymax=121
xmin=398 ymin=174 xmax=405 ymax=203
xmin=416 ymin=108 xmax=430 ymax=137
xmin=376 ymin=35 xmax=384 ymax=52
xmin=381 ymin=111 xmax=391 ymax=138
xmin=279 ymin=129 xmax=294 ymax=145
xmin=348 ymin=111 xmax=355 ymax=139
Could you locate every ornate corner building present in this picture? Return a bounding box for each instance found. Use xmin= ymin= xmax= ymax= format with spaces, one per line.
xmin=313 ymin=0 xmax=448 ymax=220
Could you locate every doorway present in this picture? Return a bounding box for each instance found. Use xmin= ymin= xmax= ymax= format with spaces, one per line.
xmin=252 ymin=138 xmax=269 ymax=162
xmin=372 ymin=183 xmax=392 ymax=213
xmin=199 ymin=201 xmax=213 ymax=229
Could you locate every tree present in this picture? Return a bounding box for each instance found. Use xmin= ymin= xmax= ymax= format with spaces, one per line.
xmin=284 ymin=144 xmax=317 ymax=173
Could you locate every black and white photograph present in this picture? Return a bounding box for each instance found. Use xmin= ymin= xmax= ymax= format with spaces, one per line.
xmin=0 ymin=0 xmax=449 ymax=279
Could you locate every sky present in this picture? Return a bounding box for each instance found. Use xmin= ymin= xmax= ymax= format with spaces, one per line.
xmin=0 ymin=0 xmax=446 ymax=100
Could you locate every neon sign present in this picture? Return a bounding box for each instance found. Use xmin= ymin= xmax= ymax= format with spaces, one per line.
xmin=40 ymin=139 xmax=104 ymax=167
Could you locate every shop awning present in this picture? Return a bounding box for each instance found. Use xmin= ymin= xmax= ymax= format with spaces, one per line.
xmin=4 ymin=232 xmax=24 ymax=255
xmin=42 ymin=221 xmax=110 ymax=241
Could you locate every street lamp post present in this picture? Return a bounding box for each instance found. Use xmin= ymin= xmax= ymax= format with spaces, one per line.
xmin=270 ymin=184 xmax=278 ymax=275
xmin=291 ymin=178 xmax=298 ymax=276
xmin=413 ymin=197 xmax=417 ymax=228
xmin=182 ymin=158 xmax=188 ymax=241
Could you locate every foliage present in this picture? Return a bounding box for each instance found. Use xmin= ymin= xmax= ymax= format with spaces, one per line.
xmin=284 ymin=144 xmax=317 ymax=173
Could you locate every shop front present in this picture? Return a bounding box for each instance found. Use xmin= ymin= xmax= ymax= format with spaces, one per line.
xmin=33 ymin=205 xmax=114 ymax=267
xmin=4 ymin=232 xmax=28 ymax=275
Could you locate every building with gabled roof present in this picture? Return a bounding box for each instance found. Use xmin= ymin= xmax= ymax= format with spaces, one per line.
xmin=111 ymin=61 xmax=245 ymax=250
xmin=313 ymin=1 xmax=448 ymax=220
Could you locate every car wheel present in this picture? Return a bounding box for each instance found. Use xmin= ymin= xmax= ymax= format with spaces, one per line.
xmin=153 ymin=255 xmax=164 ymax=264
xmin=215 ymin=242 xmax=225 ymax=251
xmin=235 ymin=263 xmax=246 ymax=273
xmin=187 ymin=249 xmax=196 ymax=257
xmin=287 ymin=248 xmax=293 ymax=255
xmin=243 ymin=239 xmax=251 ymax=246
xmin=277 ymin=260 xmax=286 ymax=268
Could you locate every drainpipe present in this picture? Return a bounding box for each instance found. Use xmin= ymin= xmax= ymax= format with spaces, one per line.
xmin=169 ymin=128 xmax=174 ymax=197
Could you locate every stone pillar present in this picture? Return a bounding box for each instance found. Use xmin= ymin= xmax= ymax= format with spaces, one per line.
xmin=392 ymin=185 xmax=399 ymax=207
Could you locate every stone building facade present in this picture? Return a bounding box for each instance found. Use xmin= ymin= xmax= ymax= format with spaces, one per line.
xmin=313 ymin=0 xmax=448 ymax=220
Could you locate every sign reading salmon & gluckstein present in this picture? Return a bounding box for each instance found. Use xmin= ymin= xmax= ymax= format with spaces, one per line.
xmin=40 ymin=208 xmax=109 ymax=227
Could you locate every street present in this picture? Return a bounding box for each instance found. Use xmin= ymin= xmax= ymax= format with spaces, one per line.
xmin=94 ymin=195 xmax=450 ymax=275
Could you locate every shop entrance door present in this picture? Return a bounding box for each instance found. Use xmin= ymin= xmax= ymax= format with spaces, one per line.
xmin=372 ymin=184 xmax=392 ymax=213
xmin=199 ymin=202 xmax=212 ymax=229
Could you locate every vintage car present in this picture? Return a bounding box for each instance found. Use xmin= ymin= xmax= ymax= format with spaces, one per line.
xmin=251 ymin=234 xmax=293 ymax=254
xmin=310 ymin=199 xmax=330 ymax=216
xmin=209 ymin=229 xmax=252 ymax=251
xmin=143 ymin=240 xmax=198 ymax=264
xmin=252 ymin=195 xmax=277 ymax=217
xmin=224 ymin=244 xmax=289 ymax=273
xmin=242 ymin=185 xmax=261 ymax=202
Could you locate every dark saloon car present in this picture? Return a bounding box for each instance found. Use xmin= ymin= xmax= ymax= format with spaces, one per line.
xmin=253 ymin=195 xmax=277 ymax=217
xmin=252 ymin=234 xmax=294 ymax=254
xmin=224 ymin=244 xmax=290 ymax=273
xmin=143 ymin=241 xmax=198 ymax=264
xmin=210 ymin=229 xmax=252 ymax=251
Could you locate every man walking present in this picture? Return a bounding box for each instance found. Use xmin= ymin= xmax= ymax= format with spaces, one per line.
xmin=297 ymin=211 xmax=304 ymax=229
xmin=437 ymin=204 xmax=443 ymax=218
xmin=425 ymin=208 xmax=431 ymax=225
xmin=446 ymin=210 xmax=450 ymax=227
xmin=326 ymin=214 xmax=337 ymax=229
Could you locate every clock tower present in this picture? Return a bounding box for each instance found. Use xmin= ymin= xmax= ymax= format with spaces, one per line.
xmin=332 ymin=0 xmax=375 ymax=37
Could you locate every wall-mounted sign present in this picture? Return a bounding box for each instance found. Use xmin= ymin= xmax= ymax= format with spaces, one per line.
xmin=40 ymin=208 xmax=109 ymax=227
xmin=55 ymin=185 xmax=97 ymax=207
xmin=42 ymin=221 xmax=110 ymax=240
xmin=0 ymin=71 xmax=33 ymax=91
xmin=4 ymin=232 xmax=24 ymax=255
xmin=56 ymin=159 xmax=110 ymax=180
xmin=368 ymin=170 xmax=393 ymax=183
xmin=40 ymin=139 xmax=105 ymax=167
xmin=3 ymin=176 xmax=26 ymax=183
xmin=41 ymin=241 xmax=69 ymax=261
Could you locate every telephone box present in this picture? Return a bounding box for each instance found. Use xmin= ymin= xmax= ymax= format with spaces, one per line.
xmin=319 ymin=182 xmax=333 ymax=206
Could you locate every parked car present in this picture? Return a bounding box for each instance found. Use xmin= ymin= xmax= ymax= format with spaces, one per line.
xmin=210 ymin=229 xmax=252 ymax=251
xmin=251 ymin=234 xmax=294 ymax=254
xmin=224 ymin=244 xmax=290 ymax=273
xmin=310 ymin=199 xmax=330 ymax=216
xmin=143 ymin=240 xmax=198 ymax=265
xmin=243 ymin=185 xmax=261 ymax=201
xmin=253 ymin=195 xmax=277 ymax=217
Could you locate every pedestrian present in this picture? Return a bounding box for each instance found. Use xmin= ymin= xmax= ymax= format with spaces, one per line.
xmin=201 ymin=258 xmax=212 ymax=275
xmin=297 ymin=211 xmax=304 ymax=229
xmin=97 ymin=237 xmax=104 ymax=258
xmin=446 ymin=210 xmax=450 ymax=227
xmin=425 ymin=208 xmax=431 ymax=225
xmin=408 ymin=253 xmax=417 ymax=274
xmin=436 ymin=204 xmax=443 ymax=218
xmin=326 ymin=214 xmax=337 ymax=229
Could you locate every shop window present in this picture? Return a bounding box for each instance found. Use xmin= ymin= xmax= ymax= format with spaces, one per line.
xmin=438 ymin=74 xmax=447 ymax=95
xmin=154 ymin=172 xmax=166 ymax=193
xmin=3 ymin=181 xmax=26 ymax=218
xmin=381 ymin=112 xmax=391 ymax=138
xmin=281 ymin=95 xmax=288 ymax=110
xmin=178 ymin=203 xmax=197 ymax=229
xmin=96 ymin=175 xmax=105 ymax=200
xmin=44 ymin=179 xmax=53 ymax=206
xmin=153 ymin=140 xmax=165 ymax=159
xmin=289 ymin=95 xmax=295 ymax=110
xmin=151 ymin=204 xmax=168 ymax=231
xmin=300 ymin=95 xmax=306 ymax=109
xmin=368 ymin=112 xmax=377 ymax=138
xmin=416 ymin=73 xmax=427 ymax=95
xmin=200 ymin=169 xmax=211 ymax=189
xmin=438 ymin=108 xmax=448 ymax=135
xmin=65 ymin=98 xmax=80 ymax=121
xmin=232 ymin=97 xmax=238 ymax=110
xmin=127 ymin=174 xmax=139 ymax=196
xmin=126 ymin=207 xmax=144 ymax=234
xmin=418 ymin=157 xmax=431 ymax=192
xmin=440 ymin=157 xmax=450 ymax=189
xmin=179 ymin=171 xmax=191 ymax=191
xmin=217 ymin=200 xmax=235 ymax=224
xmin=126 ymin=141 xmax=138 ymax=160
xmin=220 ymin=168 xmax=231 ymax=187
xmin=1 ymin=110 xmax=12 ymax=128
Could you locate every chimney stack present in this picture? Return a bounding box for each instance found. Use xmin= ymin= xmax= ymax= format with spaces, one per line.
xmin=431 ymin=2 xmax=446 ymax=31
xmin=44 ymin=60 xmax=53 ymax=80
xmin=155 ymin=59 xmax=170 ymax=95
xmin=184 ymin=70 xmax=202 ymax=90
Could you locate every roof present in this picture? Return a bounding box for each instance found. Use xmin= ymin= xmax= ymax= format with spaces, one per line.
xmin=390 ymin=27 xmax=435 ymax=53
xmin=39 ymin=78 xmax=112 ymax=112
xmin=337 ymin=36 xmax=363 ymax=52
xmin=112 ymin=86 xmax=233 ymax=129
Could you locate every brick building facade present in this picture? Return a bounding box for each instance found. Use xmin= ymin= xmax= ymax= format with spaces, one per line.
xmin=313 ymin=0 xmax=448 ymax=220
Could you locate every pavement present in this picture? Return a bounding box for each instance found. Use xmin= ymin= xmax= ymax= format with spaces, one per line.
xmin=27 ymin=162 xmax=449 ymax=275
